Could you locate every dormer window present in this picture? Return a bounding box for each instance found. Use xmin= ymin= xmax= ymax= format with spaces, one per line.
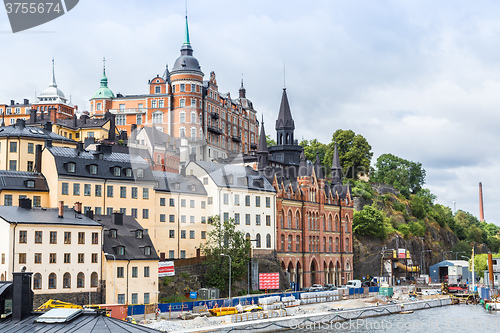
xmin=66 ymin=163 xmax=76 ymax=173
xmin=135 ymin=230 xmax=143 ymax=239
xmin=116 ymin=246 xmax=125 ymax=256
xmin=125 ymin=168 xmax=132 ymax=177
xmin=136 ymin=169 xmax=144 ymax=178
xmin=143 ymin=246 xmax=151 ymax=256
xmin=174 ymin=183 xmax=180 ymax=190
xmin=89 ymin=165 xmax=98 ymax=175
xmin=191 ymin=185 xmax=196 ymax=192
xmin=109 ymin=229 xmax=117 ymax=238
xmin=113 ymin=167 xmax=121 ymax=176
xmin=26 ymin=180 xmax=35 ymax=188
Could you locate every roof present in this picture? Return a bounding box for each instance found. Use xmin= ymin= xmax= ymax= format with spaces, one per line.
xmin=430 ymin=260 xmax=470 ymax=268
xmin=0 ymin=171 xmax=49 ymax=192
xmin=56 ymin=116 xmax=110 ymax=130
xmin=0 ymin=206 xmax=102 ymax=227
xmin=92 ymin=68 xmax=115 ymax=100
xmin=0 ymin=122 xmax=75 ymax=143
xmin=47 ymin=146 xmax=155 ymax=181
xmin=275 ymin=88 xmax=295 ymax=130
xmin=0 ymin=310 xmax=161 ymax=332
xmin=96 ymin=214 xmax=160 ymax=261
xmin=153 ymin=171 xmax=206 ymax=195
xmin=192 ymin=161 xmax=275 ymax=192
xmin=171 ymin=17 xmax=202 ymax=75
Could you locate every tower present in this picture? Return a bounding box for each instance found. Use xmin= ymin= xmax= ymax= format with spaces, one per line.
xmin=275 ymin=88 xmax=295 ymax=145
xmin=257 ymin=117 xmax=269 ymax=170
xmin=90 ymin=57 xmax=115 ymax=118
xmin=331 ymin=142 xmax=342 ymax=185
xmin=479 ymin=182 xmax=485 ymax=222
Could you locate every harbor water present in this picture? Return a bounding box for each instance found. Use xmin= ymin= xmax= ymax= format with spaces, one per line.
xmin=293 ymin=304 xmax=500 ymax=332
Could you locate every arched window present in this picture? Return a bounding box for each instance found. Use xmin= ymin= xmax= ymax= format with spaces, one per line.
xmin=328 ymin=216 xmax=332 ymax=231
xmin=0 ymin=274 xmax=3 ymax=281
xmin=281 ymin=235 xmax=285 ymax=251
xmin=296 ymin=235 xmax=301 ymax=252
xmin=256 ymin=234 xmax=261 ymax=248
xmin=245 ymin=233 xmax=250 ymax=240
xmin=346 ymin=238 xmax=349 ymax=252
xmin=288 ymin=235 xmax=292 ymax=252
xmin=295 ymin=213 xmax=301 ymax=229
xmin=77 ymin=272 xmax=85 ymax=288
xmin=63 ymin=273 xmax=71 ymax=288
xmin=335 ymin=238 xmax=339 ymax=252
xmin=34 ymin=273 xmax=42 ymax=289
xmin=308 ymin=214 xmax=311 ymax=230
xmin=266 ymin=234 xmax=271 ymax=248
xmin=287 ymin=211 xmax=292 ymax=229
xmin=91 ymin=272 xmax=98 ymax=288
xmin=323 ymin=237 xmax=326 ymax=252
xmin=280 ymin=213 xmax=284 ymax=228
xmin=329 ymin=237 xmax=333 ymax=252
xmin=152 ymin=111 xmax=163 ymax=124
xmin=48 ymin=273 xmax=56 ymax=289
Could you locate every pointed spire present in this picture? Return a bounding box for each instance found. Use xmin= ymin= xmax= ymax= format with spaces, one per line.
xmin=100 ymin=57 xmax=109 ymax=87
xmin=331 ymin=142 xmax=343 ymax=184
xmin=298 ymin=151 xmax=308 ymax=177
xmin=275 ymin=88 xmax=295 ymax=130
xmin=258 ymin=116 xmax=268 ymax=152
xmin=239 ymin=74 xmax=246 ymax=98
xmin=314 ymin=151 xmax=324 ymax=179
xmin=184 ymin=15 xmax=191 ymax=45
xmin=50 ymin=58 xmax=57 ymax=88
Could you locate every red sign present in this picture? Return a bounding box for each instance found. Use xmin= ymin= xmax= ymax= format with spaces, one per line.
xmin=158 ymin=261 xmax=175 ymax=277
xmin=259 ymin=273 xmax=279 ymax=289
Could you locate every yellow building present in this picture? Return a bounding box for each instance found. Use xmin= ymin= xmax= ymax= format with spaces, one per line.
xmin=99 ymin=213 xmax=159 ymax=305
xmin=0 ymin=119 xmax=76 ymax=172
xmin=0 ymin=171 xmax=50 ymax=208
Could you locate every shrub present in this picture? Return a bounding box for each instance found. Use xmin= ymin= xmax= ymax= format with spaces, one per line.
xmin=398 ymin=224 xmax=410 ymax=238
xmin=163 ymin=276 xmax=173 ymax=286
xmin=353 ymin=205 xmax=387 ymax=239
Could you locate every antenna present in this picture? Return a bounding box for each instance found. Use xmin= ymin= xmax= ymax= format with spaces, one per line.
xmin=283 ymin=61 xmax=286 ymax=89
xmin=103 ymin=57 xmax=106 ymax=71
xmin=185 ymin=0 xmax=188 ymax=18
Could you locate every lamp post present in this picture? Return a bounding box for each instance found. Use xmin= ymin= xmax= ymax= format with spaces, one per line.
xmin=442 ymin=251 xmax=453 ymax=262
xmin=104 ymin=252 xmax=116 ymax=304
xmin=455 ymin=251 xmax=465 ymax=260
xmin=221 ymin=254 xmax=231 ymax=303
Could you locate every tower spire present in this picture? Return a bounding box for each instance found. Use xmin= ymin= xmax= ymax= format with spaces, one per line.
xmin=275 ymin=88 xmax=295 ymax=145
xmin=257 ymin=115 xmax=269 ymax=170
xmin=50 ymin=58 xmax=57 ymax=88
xmin=100 ymin=57 xmax=109 ymax=88
xmin=239 ymin=74 xmax=246 ymax=98
xmin=184 ymin=14 xmax=190 ymax=45
xmin=331 ymin=141 xmax=343 ymax=185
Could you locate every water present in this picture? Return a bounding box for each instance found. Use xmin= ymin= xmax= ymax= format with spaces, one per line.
xmin=293 ymin=304 xmax=500 ymax=332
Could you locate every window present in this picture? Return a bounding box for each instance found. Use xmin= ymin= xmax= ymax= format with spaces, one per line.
xmin=256 ymin=234 xmax=261 ymax=248
xmin=77 ymin=272 xmax=84 ymax=288
xmin=190 ymin=230 xmax=195 ymax=239
xmin=107 ymin=185 xmax=113 ymax=197
xmin=49 ymin=273 xmax=57 ymax=289
xmin=95 ymin=207 xmax=102 ymax=215
xmin=181 ymin=199 xmax=186 ymax=207
xmin=289 ymin=236 xmax=293 ymax=252
xmin=91 ymin=272 xmax=98 ymax=287
xmin=34 ymin=253 xmax=42 ymax=264
xmin=78 ymin=232 xmax=85 ymax=244
xmin=151 ymin=100 xmax=157 ymax=108
xmin=159 ymin=100 xmax=164 ymax=107
xmin=245 ymin=214 xmax=250 ymax=225
xmin=143 ymin=209 xmax=149 ymax=219
xmin=131 ymin=293 xmax=138 ymax=304
xmin=49 ymin=253 xmax=56 ymax=263
xmin=132 ymin=267 xmax=138 ymax=278
xmin=234 ymin=194 xmax=240 ymax=206
xmin=155 ymin=86 xmax=161 ymax=94
xmin=266 ymin=215 xmax=271 ymax=226
xmin=266 ymin=197 xmax=271 ymax=208
xmin=63 ymin=273 xmax=71 ymax=288
xmin=256 ymin=196 xmax=261 ymax=207
xmin=180 ymin=83 xmax=185 ymax=92
xmin=223 ymin=212 xmax=229 ymax=222
xmin=118 ymin=294 xmax=125 ymax=304
xmin=180 ymin=250 xmax=186 ymax=259
xmin=132 ymin=187 xmax=138 ymax=199
xmin=144 ymin=246 xmax=151 ymax=255
xmin=78 ymin=253 xmax=84 ymax=263
xmin=95 ymin=184 xmax=102 ymax=197
xmin=50 ymin=231 xmax=57 ymax=244
xmin=160 ymin=198 xmax=165 ymax=206
xmin=169 ymin=198 xmax=175 ymax=207
xmin=126 ymin=168 xmax=133 ymax=177
xmin=256 ymin=215 xmax=261 ymax=226
xmin=112 ymin=167 xmax=121 ymax=177
xmin=92 ymin=253 xmax=98 ymax=263
xmin=169 ymin=230 xmax=175 ymax=238
xmin=201 ymin=201 xmax=206 ymax=209
xmin=35 ymin=231 xmax=42 ymax=243
xmin=144 ymin=293 xmax=150 ymax=304
xmin=117 ymin=267 xmax=124 ymax=278
xmin=92 ymin=232 xmax=98 ymax=244
xmin=203 ymin=177 xmax=208 ymax=185
xmin=27 ymin=161 xmax=34 ymax=172
xmin=169 ymin=215 xmax=175 ymax=223
xmin=96 ymin=102 xmax=102 ymax=110
xmin=10 ymin=142 xmax=17 ymax=153
xmin=28 ymin=143 xmax=34 ymax=154
xmin=34 ymin=273 xmax=42 ymax=290
xmin=33 ymin=195 xmax=41 ymax=207
xmin=120 ymin=186 xmax=126 ymax=198
xmin=191 ymin=83 xmax=196 ymax=92
xmin=64 ymin=253 xmax=70 ymax=263
xmin=245 ymin=195 xmax=250 ymax=206
xmin=19 ymin=230 xmax=27 ymax=243
xmin=160 ymin=214 xmax=166 ymax=222
xmin=169 ymin=250 xmax=175 ymax=259
xmin=181 ymin=230 xmax=186 ymax=239
xmin=223 ymin=193 xmax=229 ymax=205
xmin=67 ymin=162 xmax=76 ymax=173
xmin=201 ymin=231 xmax=206 ymax=239
xmin=208 ymin=197 xmax=213 ymax=205
xmin=107 ymin=207 xmax=113 ymax=215
xmin=4 ymin=195 xmax=12 ymax=206
xmin=19 ymin=253 xmax=26 ymax=264
xmin=116 ymin=114 xmax=126 ymax=125
xmin=143 ymin=188 xmax=149 ymax=199
xmin=136 ymin=114 xmax=142 ymax=125
xmin=153 ymin=112 xmax=163 ymax=124
xmin=9 ymin=160 xmax=16 ymax=171
xmin=234 ymin=213 xmax=240 ymax=225
xmin=144 ymin=266 xmax=150 ymax=277
xmin=71 ymin=183 xmax=80 ymax=196
xmin=190 ymin=200 xmax=195 ymax=208
xmin=83 ymin=183 xmax=91 ymax=196
xmin=190 ymin=216 xmax=195 ymax=223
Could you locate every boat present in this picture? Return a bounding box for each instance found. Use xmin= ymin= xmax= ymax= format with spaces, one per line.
xmin=400 ymin=310 xmax=414 ymax=314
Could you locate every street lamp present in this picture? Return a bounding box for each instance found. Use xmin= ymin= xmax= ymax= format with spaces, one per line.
xmin=221 ymin=254 xmax=231 ymax=304
xmin=442 ymin=251 xmax=453 ymax=261
xmin=104 ymin=252 xmax=116 ymax=304
xmin=455 ymin=251 xmax=465 ymax=260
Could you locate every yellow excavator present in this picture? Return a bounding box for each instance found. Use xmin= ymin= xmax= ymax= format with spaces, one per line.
xmin=395 ymin=261 xmax=420 ymax=272
xmin=35 ymin=299 xmax=83 ymax=312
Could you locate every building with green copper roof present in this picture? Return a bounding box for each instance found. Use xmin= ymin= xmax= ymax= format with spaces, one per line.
xmin=91 ymin=59 xmax=115 ymax=100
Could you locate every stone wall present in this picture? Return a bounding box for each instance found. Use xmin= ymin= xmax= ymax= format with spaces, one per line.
xmin=33 ymin=290 xmax=103 ymax=309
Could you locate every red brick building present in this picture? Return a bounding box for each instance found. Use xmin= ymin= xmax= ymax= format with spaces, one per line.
xmin=257 ymin=89 xmax=354 ymax=288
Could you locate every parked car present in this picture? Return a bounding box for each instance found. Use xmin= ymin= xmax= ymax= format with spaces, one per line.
xmin=345 ymin=280 xmax=362 ymax=289
xmin=324 ymin=284 xmax=337 ymax=290
xmin=310 ymin=284 xmax=325 ymax=291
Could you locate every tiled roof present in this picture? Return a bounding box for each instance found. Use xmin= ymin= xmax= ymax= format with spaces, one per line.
xmin=153 ymin=171 xmax=206 ymax=195
xmin=0 ymin=123 xmax=75 ymax=143
xmin=0 ymin=206 xmax=101 ymax=227
xmin=96 ymin=214 xmax=160 ymax=261
xmin=0 ymin=171 xmax=49 ymax=192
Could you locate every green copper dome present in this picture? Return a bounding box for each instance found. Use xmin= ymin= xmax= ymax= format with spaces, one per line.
xmin=91 ymin=66 xmax=115 ymax=100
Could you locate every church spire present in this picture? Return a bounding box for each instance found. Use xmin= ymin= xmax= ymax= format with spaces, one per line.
xmin=331 ymin=142 xmax=343 ymax=184
xmin=275 ymin=88 xmax=295 ymax=145
xmin=50 ymin=58 xmax=57 ymax=88
xmin=257 ymin=116 xmax=269 ymax=170
xmin=239 ymin=75 xmax=246 ymax=98
xmin=100 ymin=57 xmax=109 ymax=87
xmin=314 ymin=151 xmax=324 ymax=179
xmin=184 ymin=15 xmax=190 ymax=45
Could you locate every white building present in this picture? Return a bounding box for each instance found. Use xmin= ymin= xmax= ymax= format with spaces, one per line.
xmin=186 ymin=161 xmax=276 ymax=255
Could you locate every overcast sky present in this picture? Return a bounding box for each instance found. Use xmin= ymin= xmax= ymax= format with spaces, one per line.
xmin=1 ymin=0 xmax=499 ymax=224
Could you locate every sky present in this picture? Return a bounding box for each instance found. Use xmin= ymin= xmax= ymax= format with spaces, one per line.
xmin=1 ymin=0 xmax=499 ymax=224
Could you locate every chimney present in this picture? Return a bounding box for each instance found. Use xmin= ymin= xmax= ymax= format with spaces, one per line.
xmin=23 ymin=99 xmax=29 ymax=105
xmin=85 ymin=209 xmax=94 ymax=220
xmin=35 ymin=144 xmax=43 ymax=173
xmin=16 ymin=119 xmax=25 ymax=129
xmin=58 ymin=201 xmax=64 ymax=218
xmin=29 ymin=108 xmax=37 ymax=123
xmin=73 ymin=202 xmax=82 ymax=214
xmin=488 ymin=253 xmax=494 ymax=289
xmin=49 ymin=107 xmax=57 ymax=123
xmin=18 ymin=197 xmax=32 ymax=209
xmin=45 ymin=139 xmax=52 ymax=148
xmin=112 ymin=212 xmax=123 ymax=225
xmin=479 ymin=182 xmax=485 ymax=222
xmin=77 ymin=142 xmax=84 ymax=152
xmin=97 ymin=143 xmax=112 ymax=154
xmin=43 ymin=121 xmax=52 ymax=132
xmin=130 ymin=124 xmax=137 ymax=142
xmin=40 ymin=109 xmax=44 ymax=120
xmin=107 ymin=112 xmax=116 ymax=142
xmin=81 ymin=114 xmax=88 ymax=124
xmin=12 ymin=272 xmax=33 ymax=322
xmin=10 ymin=100 xmax=14 ymax=105
xmin=72 ymin=114 xmax=77 ymax=128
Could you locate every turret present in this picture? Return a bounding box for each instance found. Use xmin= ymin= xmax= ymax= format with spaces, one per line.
xmin=257 ymin=117 xmax=269 ymax=170
xmin=331 ymin=142 xmax=342 ymax=185
xmin=275 ymin=89 xmax=295 ymax=145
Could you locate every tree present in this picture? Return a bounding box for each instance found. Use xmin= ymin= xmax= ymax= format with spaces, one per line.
xmin=324 ymin=129 xmax=373 ymax=179
xmin=372 ymin=153 xmax=426 ymax=197
xmin=266 ymin=135 xmax=276 ymax=147
xmin=471 ymin=253 xmax=500 ymax=275
xmin=201 ymin=216 xmax=251 ymax=294
xmin=353 ymin=205 xmax=387 ymax=239
xmin=299 ymin=139 xmax=328 ymax=166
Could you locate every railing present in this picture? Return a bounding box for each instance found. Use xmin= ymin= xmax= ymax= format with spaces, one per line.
xmin=210 ymin=112 xmax=219 ymax=119
xmin=250 ymin=143 xmax=257 ymax=149
xmin=232 ymin=135 xmax=241 ymax=142
xmin=207 ymin=125 xmax=222 ymax=134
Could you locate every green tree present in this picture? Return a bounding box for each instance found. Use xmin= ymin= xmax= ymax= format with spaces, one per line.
xmin=324 ymin=129 xmax=373 ymax=179
xmin=372 ymin=153 xmax=426 ymax=197
xmin=487 ymin=236 xmax=500 ymax=253
xmin=265 ymin=135 xmax=276 ymax=147
xmin=201 ymin=216 xmax=251 ymax=294
xmin=410 ymin=196 xmax=427 ymax=220
xmin=299 ymin=139 xmax=329 ymax=166
xmin=471 ymin=253 xmax=500 ymax=275
xmin=353 ymin=205 xmax=386 ymax=239
xmin=450 ymin=240 xmax=472 ymax=258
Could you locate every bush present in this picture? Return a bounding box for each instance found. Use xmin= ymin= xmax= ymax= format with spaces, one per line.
xmin=160 ymin=294 xmax=188 ymax=303
xmin=163 ymin=276 xmax=173 ymax=286
xmin=398 ymin=224 xmax=410 ymax=238
xmin=179 ymin=272 xmax=190 ymax=279
xmin=409 ymin=221 xmax=426 ymax=237
xmin=410 ymin=196 xmax=427 ymax=219
xmin=353 ymin=205 xmax=387 ymax=239
xmin=392 ymin=201 xmax=405 ymax=212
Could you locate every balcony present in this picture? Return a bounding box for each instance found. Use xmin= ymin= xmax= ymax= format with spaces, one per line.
xmin=232 ymin=135 xmax=241 ymax=142
xmin=210 ymin=112 xmax=219 ymax=119
xmin=109 ymin=108 xmax=147 ymax=114
xmin=207 ymin=125 xmax=222 ymax=135
xmin=250 ymin=143 xmax=257 ymax=149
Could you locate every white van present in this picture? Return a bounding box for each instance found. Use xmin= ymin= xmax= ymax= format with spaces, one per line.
xmin=345 ymin=280 xmax=362 ymax=288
